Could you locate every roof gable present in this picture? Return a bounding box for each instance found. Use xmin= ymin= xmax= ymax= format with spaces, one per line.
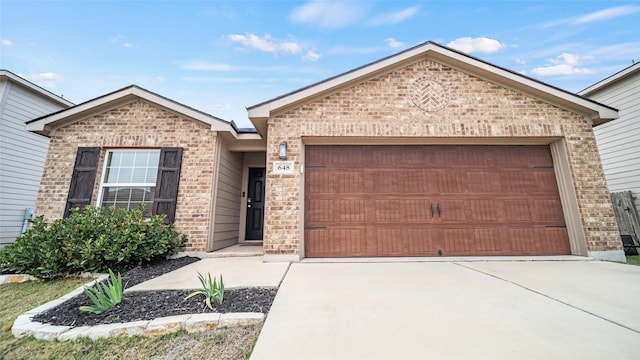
xmin=578 ymin=62 xmax=640 ymax=96
xmin=26 ymin=85 xmax=238 ymax=137
xmin=0 ymin=69 xmax=74 ymax=107
xmin=247 ymin=41 xmax=618 ymax=134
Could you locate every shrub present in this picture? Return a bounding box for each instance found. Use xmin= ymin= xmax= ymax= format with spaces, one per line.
xmin=80 ymin=269 xmax=123 ymax=314
xmin=0 ymin=206 xmax=187 ymax=280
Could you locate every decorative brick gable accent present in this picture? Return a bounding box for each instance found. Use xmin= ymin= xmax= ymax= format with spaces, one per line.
xmin=34 ymin=100 xmax=217 ymax=251
xmin=264 ymin=58 xmax=620 ymax=256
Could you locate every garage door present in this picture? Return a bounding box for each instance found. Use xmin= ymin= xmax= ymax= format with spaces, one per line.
xmin=304 ymin=145 xmax=570 ymax=257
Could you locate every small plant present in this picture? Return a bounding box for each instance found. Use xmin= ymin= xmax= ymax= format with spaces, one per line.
xmin=79 ymin=269 xmax=123 ymax=314
xmin=184 ymin=272 xmax=224 ymax=310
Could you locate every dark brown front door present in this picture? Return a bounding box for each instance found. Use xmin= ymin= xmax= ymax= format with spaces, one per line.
xmin=304 ymin=145 xmax=570 ymax=257
xmin=245 ymin=168 xmax=265 ymax=240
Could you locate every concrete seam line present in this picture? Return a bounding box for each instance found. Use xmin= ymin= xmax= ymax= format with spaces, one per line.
xmin=276 ymin=262 xmax=293 ymax=288
xmin=452 ymin=262 xmax=640 ymax=335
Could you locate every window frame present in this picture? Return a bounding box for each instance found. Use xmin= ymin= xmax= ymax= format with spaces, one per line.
xmin=96 ymin=149 xmax=161 ymax=214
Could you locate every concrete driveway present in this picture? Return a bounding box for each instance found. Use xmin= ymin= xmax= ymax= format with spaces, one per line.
xmin=251 ymin=259 xmax=640 ymax=359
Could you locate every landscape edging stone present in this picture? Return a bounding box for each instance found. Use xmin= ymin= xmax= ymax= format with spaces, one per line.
xmin=11 ymin=277 xmax=265 ymax=341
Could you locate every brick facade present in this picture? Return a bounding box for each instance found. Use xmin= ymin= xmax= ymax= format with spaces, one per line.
xmin=34 ymin=100 xmax=217 ymax=251
xmin=264 ymin=58 xmax=621 ymax=256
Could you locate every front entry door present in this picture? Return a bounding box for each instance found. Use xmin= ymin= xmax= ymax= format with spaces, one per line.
xmin=245 ymin=168 xmax=265 ymax=240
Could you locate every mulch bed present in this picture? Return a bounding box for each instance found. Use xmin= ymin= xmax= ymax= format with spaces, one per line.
xmin=33 ymin=257 xmax=277 ymax=327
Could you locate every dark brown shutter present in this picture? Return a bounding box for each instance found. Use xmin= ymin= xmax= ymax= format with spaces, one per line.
xmin=152 ymin=147 xmax=183 ymax=224
xmin=64 ymin=147 xmax=101 ymax=218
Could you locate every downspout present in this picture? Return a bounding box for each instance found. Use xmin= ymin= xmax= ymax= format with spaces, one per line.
xmin=20 ymin=208 xmax=34 ymax=235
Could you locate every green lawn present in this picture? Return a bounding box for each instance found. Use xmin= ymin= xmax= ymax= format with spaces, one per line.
xmin=0 ymin=278 xmax=260 ymax=359
xmin=626 ymin=255 xmax=640 ymax=266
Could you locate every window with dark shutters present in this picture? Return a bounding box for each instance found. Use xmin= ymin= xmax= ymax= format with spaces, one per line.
xmin=152 ymin=147 xmax=183 ymax=224
xmin=64 ymin=147 xmax=101 ymax=218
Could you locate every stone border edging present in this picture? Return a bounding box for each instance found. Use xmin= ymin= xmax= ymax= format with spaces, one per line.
xmin=11 ymin=276 xmax=265 ymax=341
xmin=0 ymin=274 xmax=38 ymax=285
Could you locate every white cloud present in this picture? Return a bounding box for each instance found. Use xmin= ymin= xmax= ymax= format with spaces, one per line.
xmin=302 ymin=50 xmax=321 ymax=61
xmin=573 ymin=5 xmax=640 ymax=24
xmin=183 ymin=77 xmax=254 ymax=83
xmin=290 ymin=1 xmax=365 ymax=29
xmin=229 ymin=33 xmax=302 ymax=55
xmin=328 ymin=45 xmax=385 ymax=55
xmin=531 ymin=53 xmax=594 ymax=76
xmin=385 ymin=38 xmax=405 ymax=49
xmin=515 ymin=57 xmax=527 ymax=65
xmin=447 ymin=37 xmax=505 ymax=54
xmin=370 ymin=6 xmax=419 ymax=25
xmin=2 ymin=39 xmax=12 ymax=46
xmin=181 ymin=60 xmax=285 ymax=72
xmin=206 ymin=103 xmax=233 ymax=112
xmin=111 ymin=34 xmax=125 ymax=43
xmin=26 ymin=72 xmax=64 ymax=88
xmin=111 ymin=34 xmax=133 ymax=48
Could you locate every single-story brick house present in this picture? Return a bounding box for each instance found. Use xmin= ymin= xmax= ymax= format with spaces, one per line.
xmin=26 ymin=41 xmax=625 ymax=262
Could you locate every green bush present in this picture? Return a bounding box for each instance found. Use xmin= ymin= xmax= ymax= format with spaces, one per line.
xmin=0 ymin=206 xmax=187 ymax=280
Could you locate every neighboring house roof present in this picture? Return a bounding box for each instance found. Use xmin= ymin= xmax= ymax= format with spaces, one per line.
xmin=0 ymin=69 xmax=74 ymax=107
xmin=26 ymin=85 xmax=257 ymax=138
xmin=578 ymin=62 xmax=640 ymax=97
xmin=248 ymin=41 xmax=618 ymax=135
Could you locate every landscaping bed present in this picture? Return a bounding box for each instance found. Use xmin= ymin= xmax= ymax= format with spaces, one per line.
xmin=33 ymin=256 xmax=277 ymax=327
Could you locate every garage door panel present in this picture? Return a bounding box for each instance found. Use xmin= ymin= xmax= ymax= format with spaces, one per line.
xmin=436 ymin=171 xmax=468 ymax=193
xmin=306 ymin=171 xmax=336 ymax=194
xmin=404 ymin=200 xmax=432 ymax=223
xmin=402 ymin=171 xmax=430 ymax=193
xmin=337 ymin=199 xmax=367 ymax=222
xmin=467 ymin=171 xmax=502 ymax=193
xmin=306 ymin=199 xmax=334 ymax=223
xmin=535 ymin=171 xmax=561 ymax=192
xmin=337 ymin=171 xmax=366 ymax=193
xmin=500 ymin=171 xmax=539 ymax=193
xmin=373 ymin=171 xmax=402 ymax=192
xmin=544 ymin=228 xmax=571 ymax=253
xmin=437 ymin=199 xmax=468 ymax=222
xmin=305 ymin=145 xmax=570 ymax=257
xmin=305 ymin=228 xmax=367 ymax=257
xmin=467 ymin=199 xmax=503 ymax=222
xmin=535 ymin=199 xmax=565 ymax=223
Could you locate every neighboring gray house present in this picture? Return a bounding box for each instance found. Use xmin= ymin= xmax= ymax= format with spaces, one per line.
xmin=579 ymin=63 xmax=640 ymax=210
xmin=0 ymin=70 xmax=74 ymax=244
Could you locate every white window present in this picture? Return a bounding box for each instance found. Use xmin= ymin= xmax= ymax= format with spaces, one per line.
xmin=97 ymin=150 xmax=160 ymax=217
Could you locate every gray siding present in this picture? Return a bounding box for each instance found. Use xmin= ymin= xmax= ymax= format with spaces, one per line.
xmin=591 ymin=70 xmax=640 ymax=210
xmin=0 ymin=80 xmax=68 ymax=243
xmin=211 ymin=143 xmax=243 ymax=251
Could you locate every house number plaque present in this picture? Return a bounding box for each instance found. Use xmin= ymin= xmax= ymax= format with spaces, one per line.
xmin=273 ymin=161 xmax=295 ymax=174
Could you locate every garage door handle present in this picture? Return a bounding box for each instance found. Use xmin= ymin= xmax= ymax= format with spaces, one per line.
xmin=437 ymin=202 xmax=441 ymax=217
xmin=430 ymin=202 xmax=435 ymax=218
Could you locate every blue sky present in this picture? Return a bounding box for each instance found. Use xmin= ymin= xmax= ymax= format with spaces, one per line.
xmin=2 ymin=1 xmax=639 ymax=128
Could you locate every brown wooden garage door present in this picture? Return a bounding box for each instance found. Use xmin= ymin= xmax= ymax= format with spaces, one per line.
xmin=304 ymin=145 xmax=570 ymax=257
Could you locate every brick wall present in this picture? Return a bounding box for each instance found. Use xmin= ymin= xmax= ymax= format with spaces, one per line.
xmin=34 ymin=99 xmax=217 ymax=251
xmin=264 ymin=58 xmax=620 ymax=255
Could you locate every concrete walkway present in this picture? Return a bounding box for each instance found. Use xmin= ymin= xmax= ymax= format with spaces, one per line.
xmin=127 ymin=256 xmax=290 ymax=291
xmin=251 ymin=260 xmax=640 ymax=359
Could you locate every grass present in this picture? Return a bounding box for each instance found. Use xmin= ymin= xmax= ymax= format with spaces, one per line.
xmin=625 ymin=255 xmax=640 ymax=266
xmin=0 ymin=278 xmax=261 ymax=360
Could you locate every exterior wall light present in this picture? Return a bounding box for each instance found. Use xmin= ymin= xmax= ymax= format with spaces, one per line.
xmin=279 ymin=141 xmax=288 ymax=160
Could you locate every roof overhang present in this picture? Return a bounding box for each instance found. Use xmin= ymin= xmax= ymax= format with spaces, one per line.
xmin=248 ymin=41 xmax=618 ymax=134
xmin=578 ymin=62 xmax=640 ymax=96
xmin=26 ymin=85 xmax=244 ymax=138
xmin=0 ymin=69 xmax=74 ymax=107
